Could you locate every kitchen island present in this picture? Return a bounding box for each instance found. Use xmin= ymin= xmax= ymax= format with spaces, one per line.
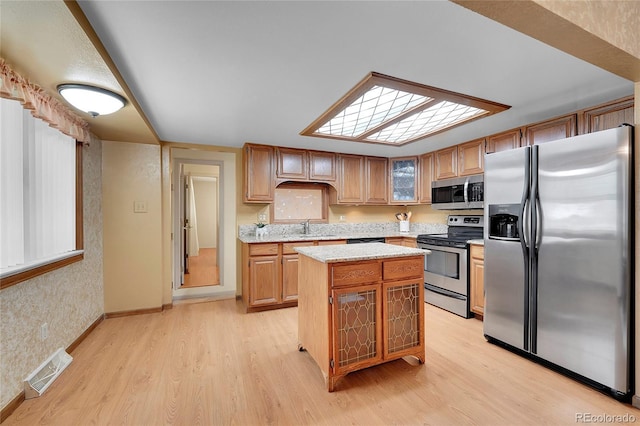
xmin=296 ymin=243 xmax=427 ymax=391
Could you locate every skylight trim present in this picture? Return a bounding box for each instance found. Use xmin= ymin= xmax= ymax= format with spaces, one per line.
xmin=300 ymin=72 xmax=511 ymax=146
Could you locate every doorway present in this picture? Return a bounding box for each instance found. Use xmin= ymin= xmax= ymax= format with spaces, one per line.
xmin=171 ymin=149 xmax=236 ymax=301
xmin=181 ymin=167 xmax=220 ymax=288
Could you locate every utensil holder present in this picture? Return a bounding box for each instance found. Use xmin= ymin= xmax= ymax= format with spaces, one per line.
xmin=399 ymin=220 xmax=410 ymax=233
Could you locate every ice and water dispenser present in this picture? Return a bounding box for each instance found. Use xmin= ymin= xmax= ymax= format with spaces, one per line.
xmin=488 ymin=204 xmax=520 ymax=240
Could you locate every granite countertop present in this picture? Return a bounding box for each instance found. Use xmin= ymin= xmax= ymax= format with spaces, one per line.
xmin=295 ymin=242 xmax=429 ymax=263
xmin=468 ymin=239 xmax=484 ymax=245
xmin=238 ymin=231 xmax=421 ymax=244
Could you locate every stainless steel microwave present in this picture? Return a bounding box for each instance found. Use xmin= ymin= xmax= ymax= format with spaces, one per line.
xmin=431 ymin=174 xmax=484 ymax=210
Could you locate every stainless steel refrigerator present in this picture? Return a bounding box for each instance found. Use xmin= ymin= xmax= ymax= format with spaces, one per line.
xmin=483 ymin=125 xmax=633 ymax=398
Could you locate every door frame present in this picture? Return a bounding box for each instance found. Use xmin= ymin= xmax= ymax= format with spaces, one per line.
xmin=170 ymin=149 xmax=236 ymax=300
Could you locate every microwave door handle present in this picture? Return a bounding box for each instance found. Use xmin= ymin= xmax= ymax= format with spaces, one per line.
xmin=463 ymin=178 xmax=469 ymax=205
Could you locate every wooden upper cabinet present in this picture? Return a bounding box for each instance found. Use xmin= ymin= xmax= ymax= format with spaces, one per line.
xmin=276 ymin=147 xmax=308 ymax=180
xmin=486 ymin=129 xmax=522 ymax=154
xmin=435 ymin=146 xmax=458 ymax=180
xmin=419 ymin=152 xmax=434 ymax=204
xmin=389 ymin=156 xmax=418 ymax=204
xmin=525 ymin=114 xmax=577 ymax=145
xmin=244 ymin=144 xmax=274 ymax=203
xmin=309 ymin=151 xmax=336 ymax=181
xmin=365 ymin=157 xmax=388 ymax=204
xmin=581 ymin=96 xmax=634 ymax=134
xmin=337 ymin=154 xmax=365 ymax=204
xmin=458 ymin=139 xmax=485 ymax=176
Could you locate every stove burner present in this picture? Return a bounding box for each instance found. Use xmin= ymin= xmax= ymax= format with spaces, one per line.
xmin=417 ymin=215 xmax=483 ymax=248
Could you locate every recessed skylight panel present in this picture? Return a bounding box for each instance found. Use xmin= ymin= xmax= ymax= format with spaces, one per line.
xmin=301 ymin=72 xmax=510 ymax=145
xmin=317 ymin=85 xmax=430 ymax=138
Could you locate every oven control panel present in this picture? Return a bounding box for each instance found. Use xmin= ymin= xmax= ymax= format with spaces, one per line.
xmin=447 ymin=215 xmax=484 ymax=227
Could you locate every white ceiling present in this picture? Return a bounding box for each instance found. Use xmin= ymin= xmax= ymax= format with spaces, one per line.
xmin=13 ymin=1 xmax=637 ymax=156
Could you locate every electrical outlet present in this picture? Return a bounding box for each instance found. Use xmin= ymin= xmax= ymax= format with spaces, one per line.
xmin=339 ymin=215 xmax=346 ymax=222
xmin=40 ymin=323 xmax=48 ymax=340
xmin=258 ymin=213 xmax=267 ymax=222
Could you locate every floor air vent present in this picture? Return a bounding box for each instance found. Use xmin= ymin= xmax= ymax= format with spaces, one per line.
xmin=24 ymin=348 xmax=73 ymax=399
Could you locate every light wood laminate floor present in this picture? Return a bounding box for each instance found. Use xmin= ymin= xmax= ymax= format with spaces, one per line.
xmin=182 ymin=248 xmax=219 ymax=288
xmin=6 ymin=299 xmax=638 ymax=425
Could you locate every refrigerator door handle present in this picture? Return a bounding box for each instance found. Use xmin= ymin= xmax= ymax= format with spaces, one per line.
xmin=520 ymin=147 xmax=531 ymax=254
xmin=535 ymin=196 xmax=542 ymax=251
xmin=522 ymin=198 xmax=530 ymax=249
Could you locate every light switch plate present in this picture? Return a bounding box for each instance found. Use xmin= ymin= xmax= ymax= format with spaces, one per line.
xmin=133 ymin=201 xmax=147 ymax=213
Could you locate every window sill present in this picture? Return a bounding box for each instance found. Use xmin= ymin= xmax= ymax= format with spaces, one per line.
xmin=0 ymin=250 xmax=84 ymax=290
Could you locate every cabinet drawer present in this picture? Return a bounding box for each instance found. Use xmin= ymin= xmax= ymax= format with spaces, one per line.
xmin=283 ymin=241 xmax=315 ymax=254
xmin=383 ymin=257 xmax=423 ymax=281
xmin=331 ymin=262 xmax=382 ymax=287
xmin=248 ymin=243 xmax=279 ymax=256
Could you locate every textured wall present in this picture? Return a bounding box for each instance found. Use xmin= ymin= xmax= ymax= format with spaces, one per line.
xmin=0 ymin=139 xmax=104 ymax=410
xmin=534 ymin=0 xmax=640 ymax=59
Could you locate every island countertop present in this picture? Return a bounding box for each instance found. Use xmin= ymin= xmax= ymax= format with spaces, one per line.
xmin=295 ymin=242 xmax=428 ymax=263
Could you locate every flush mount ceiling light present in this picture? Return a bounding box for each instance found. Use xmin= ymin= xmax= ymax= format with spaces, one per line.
xmin=301 ymin=72 xmax=511 ymax=146
xmin=57 ymin=84 xmax=126 ymax=117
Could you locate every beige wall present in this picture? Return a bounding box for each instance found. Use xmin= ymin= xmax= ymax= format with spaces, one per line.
xmin=247 ymin=192 xmax=450 ymax=226
xmin=102 ymin=141 xmax=163 ymax=313
xmin=0 ymin=138 xmax=104 ymax=410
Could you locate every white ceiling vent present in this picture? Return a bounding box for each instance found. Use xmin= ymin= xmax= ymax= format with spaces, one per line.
xmin=24 ymin=348 xmax=73 ymax=399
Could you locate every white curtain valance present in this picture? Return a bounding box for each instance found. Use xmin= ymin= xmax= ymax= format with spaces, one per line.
xmin=0 ymin=57 xmax=91 ymax=143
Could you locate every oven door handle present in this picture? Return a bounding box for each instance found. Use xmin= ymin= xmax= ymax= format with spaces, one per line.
xmin=425 ymin=283 xmax=466 ymax=300
xmin=418 ymin=244 xmax=466 ymax=255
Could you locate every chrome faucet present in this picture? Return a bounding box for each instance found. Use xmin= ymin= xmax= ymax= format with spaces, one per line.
xmin=301 ymin=219 xmax=311 ymax=234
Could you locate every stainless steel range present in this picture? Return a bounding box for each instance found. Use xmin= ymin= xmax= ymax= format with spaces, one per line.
xmin=417 ymin=215 xmax=483 ymax=318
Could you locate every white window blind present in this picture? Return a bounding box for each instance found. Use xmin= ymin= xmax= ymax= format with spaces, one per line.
xmin=0 ymin=97 xmax=76 ymax=272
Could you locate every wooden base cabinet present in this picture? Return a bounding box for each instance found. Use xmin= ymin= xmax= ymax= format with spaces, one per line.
xmin=470 ymin=244 xmax=485 ymax=319
xmin=242 ymin=240 xmax=346 ymax=312
xmin=298 ymin=255 xmax=425 ymax=391
xmin=242 ymin=241 xmax=314 ymax=312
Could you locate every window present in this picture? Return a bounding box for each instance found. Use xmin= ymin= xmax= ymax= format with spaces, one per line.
xmin=301 ymin=71 xmax=511 ymax=146
xmin=0 ymin=98 xmax=83 ymax=288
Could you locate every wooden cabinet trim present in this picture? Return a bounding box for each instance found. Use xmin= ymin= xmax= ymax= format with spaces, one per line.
xmin=435 ymin=146 xmax=458 ymax=180
xmin=336 ymin=154 xmax=366 ymax=204
xmin=276 ymin=147 xmax=308 ymax=180
xmin=382 ymin=257 xmax=423 ymax=281
xmin=457 ymin=139 xmax=485 ymax=176
xmin=486 ymin=128 xmax=522 ymax=154
xmin=419 ymin=152 xmax=433 ymax=203
xmin=309 ymin=150 xmax=337 ymax=181
xmin=579 ymin=96 xmax=634 ymax=135
xmin=282 ymin=241 xmax=315 ymax=254
xmin=248 ymin=243 xmax=279 ymax=256
xmin=243 ymin=144 xmax=275 ymax=202
xmin=524 ymin=113 xmax=577 ymax=146
xmin=331 ymin=261 xmax=382 ymax=287
xmin=365 ymin=156 xmax=389 ymax=204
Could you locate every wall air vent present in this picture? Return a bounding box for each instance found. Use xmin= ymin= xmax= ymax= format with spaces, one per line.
xmin=24 ymin=348 xmax=73 ymax=399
